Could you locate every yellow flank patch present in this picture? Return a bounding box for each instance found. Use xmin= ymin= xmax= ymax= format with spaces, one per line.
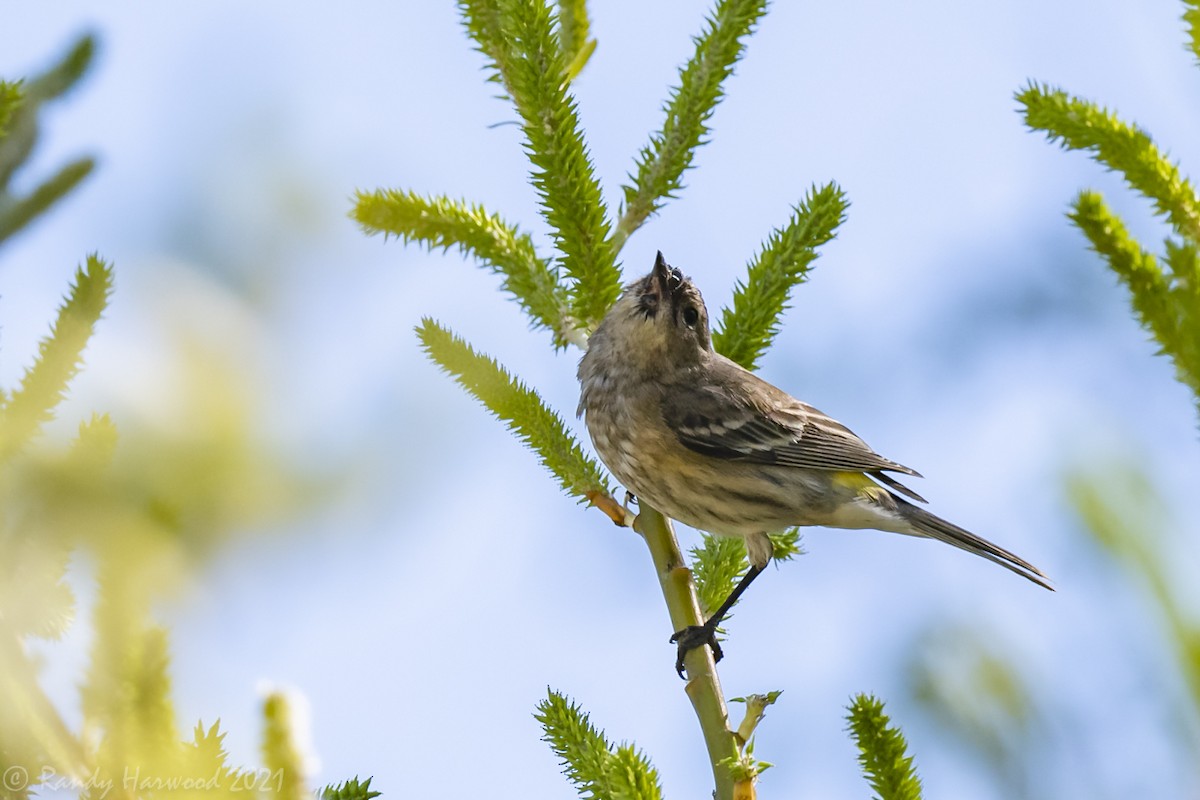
xmin=833 ymin=471 xmax=889 ymax=501
xmin=831 ymin=471 xmax=871 ymax=490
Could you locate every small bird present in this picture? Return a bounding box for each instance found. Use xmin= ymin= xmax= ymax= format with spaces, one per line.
xmin=577 ymin=251 xmax=1051 ymax=677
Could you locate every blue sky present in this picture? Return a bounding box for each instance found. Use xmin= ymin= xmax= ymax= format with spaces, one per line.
xmin=3 ymin=1 xmax=1200 ymax=797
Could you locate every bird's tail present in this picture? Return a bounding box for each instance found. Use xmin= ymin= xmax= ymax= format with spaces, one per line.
xmin=896 ymin=500 xmax=1053 ymax=591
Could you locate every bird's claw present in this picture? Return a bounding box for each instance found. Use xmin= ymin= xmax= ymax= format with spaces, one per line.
xmin=669 ymin=623 xmax=722 ymax=679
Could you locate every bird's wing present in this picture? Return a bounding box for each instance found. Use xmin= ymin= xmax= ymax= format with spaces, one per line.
xmin=661 ymin=360 xmax=923 ymax=488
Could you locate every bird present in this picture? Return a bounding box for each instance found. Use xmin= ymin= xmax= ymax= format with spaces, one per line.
xmin=576 ymin=251 xmax=1051 ymax=677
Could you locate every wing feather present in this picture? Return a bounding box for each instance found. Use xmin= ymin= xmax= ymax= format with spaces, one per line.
xmin=662 ymin=357 xmax=923 ymax=494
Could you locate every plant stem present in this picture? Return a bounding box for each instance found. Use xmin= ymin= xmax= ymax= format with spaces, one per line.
xmin=634 ymin=505 xmax=739 ymax=800
xmin=610 ymin=217 xmax=633 ymax=256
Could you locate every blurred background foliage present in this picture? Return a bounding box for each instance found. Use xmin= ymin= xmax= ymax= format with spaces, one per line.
xmin=0 ymin=35 xmax=359 ymax=800
xmin=905 ymin=12 xmax=1200 ymax=795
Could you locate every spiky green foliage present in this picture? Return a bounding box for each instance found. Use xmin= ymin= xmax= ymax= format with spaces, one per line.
xmin=0 ymin=36 xmax=341 ymax=800
xmin=74 ymin=412 xmax=119 ymax=466
xmin=0 ymin=47 xmax=111 ymax=794
xmin=690 ymin=534 xmax=748 ymax=617
xmin=362 ymin=6 xmax=898 ymax=799
xmin=185 ymin=720 xmax=246 ymax=791
xmin=768 ymin=527 xmax=804 ymax=561
xmin=0 ymin=34 xmax=95 ymax=185
xmin=457 ymin=0 xmax=509 ymax=94
xmin=617 ymin=0 xmax=769 ymax=249
xmin=353 ymin=190 xmax=574 ymax=345
xmin=712 ymin=182 xmax=849 ymax=370
xmin=846 ymin=694 xmax=924 ymax=800
xmin=1020 ymin=68 xmax=1200 ymax=419
xmin=1068 ymin=191 xmax=1200 ymax=401
xmin=1019 ymin=83 xmax=1200 ymax=242
xmin=535 ymin=689 xmax=663 ymax=800
xmin=323 ymin=776 xmax=382 ymax=800
xmin=1187 ymin=1 xmax=1200 ymax=64
xmin=460 ymin=0 xmax=620 ymax=333
xmin=262 ymin=693 xmax=308 ymax=800
xmin=0 ymin=34 xmax=96 ymax=245
xmin=605 ymin=745 xmax=664 ymax=800
xmin=536 ymin=691 xmax=610 ymax=800
xmin=720 ymin=736 xmax=774 ymax=783
xmin=417 ymin=318 xmax=610 ymax=500
xmin=0 ymin=255 xmax=113 ymax=462
xmin=690 ymin=529 xmax=802 ymax=617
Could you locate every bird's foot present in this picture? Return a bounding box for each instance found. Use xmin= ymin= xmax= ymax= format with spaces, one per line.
xmin=669 ymin=621 xmax=722 ymax=679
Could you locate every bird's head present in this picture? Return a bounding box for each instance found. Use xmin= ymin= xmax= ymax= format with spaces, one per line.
xmin=593 ymin=251 xmax=712 ymax=370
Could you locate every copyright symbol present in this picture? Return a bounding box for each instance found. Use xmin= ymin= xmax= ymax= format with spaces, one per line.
xmin=2 ymin=766 xmax=28 ymax=791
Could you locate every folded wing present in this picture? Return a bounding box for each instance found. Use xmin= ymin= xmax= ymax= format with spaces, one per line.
xmin=662 ymin=358 xmax=927 ymax=502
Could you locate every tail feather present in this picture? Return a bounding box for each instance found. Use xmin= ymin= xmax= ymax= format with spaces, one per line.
xmin=897 ymin=500 xmax=1053 ymax=591
xmin=871 ymin=471 xmax=927 ymax=503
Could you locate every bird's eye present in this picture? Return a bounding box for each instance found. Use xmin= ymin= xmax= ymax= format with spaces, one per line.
xmin=682 ymin=306 xmax=699 ymax=326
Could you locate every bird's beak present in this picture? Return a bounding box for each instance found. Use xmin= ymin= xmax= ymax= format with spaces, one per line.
xmin=652 ymin=251 xmax=675 ymax=296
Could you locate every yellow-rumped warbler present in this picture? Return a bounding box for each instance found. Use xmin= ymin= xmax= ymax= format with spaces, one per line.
xmin=577 ymin=251 xmax=1051 ymax=675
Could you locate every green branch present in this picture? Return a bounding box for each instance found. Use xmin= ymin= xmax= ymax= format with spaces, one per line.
xmin=0 ymin=255 xmax=113 ymax=462
xmin=713 ymin=182 xmax=848 ymax=370
xmin=0 ymin=156 xmax=95 ymax=245
xmin=615 ymin=0 xmax=768 ymax=251
xmin=846 ymin=694 xmax=924 ymax=800
xmin=1018 ymin=82 xmax=1200 ymax=242
xmin=461 ymin=0 xmax=620 ymax=333
xmin=417 ymin=318 xmax=610 ymax=501
xmin=1069 ymin=190 xmax=1200 ymax=405
xmin=26 ymin=33 xmax=96 ymax=101
xmin=536 ymin=689 xmax=663 ymax=800
xmin=352 ymin=190 xmax=579 ymax=346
